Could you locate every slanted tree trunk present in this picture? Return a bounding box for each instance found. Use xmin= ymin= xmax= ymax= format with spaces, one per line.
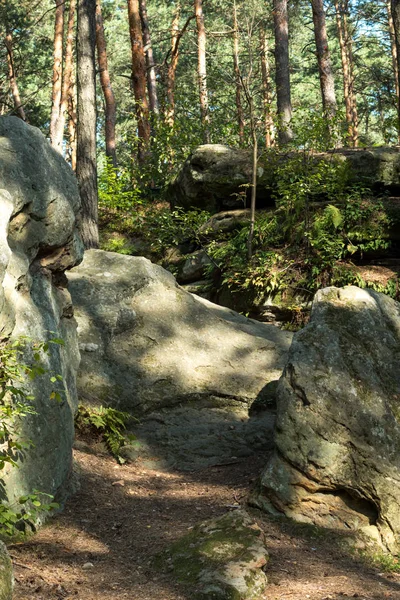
xmin=260 ymin=26 xmax=273 ymax=148
xmin=50 ymin=0 xmax=65 ymax=151
xmin=5 ymin=30 xmax=26 ymax=120
xmin=273 ymin=0 xmax=292 ymax=145
xmin=194 ymin=0 xmax=210 ymax=143
xmin=390 ymin=0 xmax=400 ymax=143
xmin=232 ymin=2 xmax=244 ymax=145
xmin=127 ymin=0 xmax=150 ymax=163
xmin=310 ymin=0 xmax=337 ymax=124
xmin=139 ymin=0 xmax=159 ymax=115
xmin=76 ymin=0 xmax=98 ymax=248
xmin=95 ymin=0 xmax=117 ymax=167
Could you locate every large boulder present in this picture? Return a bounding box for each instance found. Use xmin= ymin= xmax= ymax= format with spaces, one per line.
xmin=68 ymin=249 xmax=292 ymax=415
xmin=167 ymin=144 xmax=400 ymax=213
xmin=0 ymin=116 xmax=83 ymax=505
xmin=253 ymin=286 xmax=400 ymax=553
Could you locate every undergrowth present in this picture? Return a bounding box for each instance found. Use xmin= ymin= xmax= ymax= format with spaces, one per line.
xmin=75 ymin=404 xmax=135 ymax=463
xmin=0 ymin=337 xmax=62 ymax=537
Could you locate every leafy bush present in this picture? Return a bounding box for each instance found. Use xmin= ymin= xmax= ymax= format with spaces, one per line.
xmin=75 ymin=405 xmax=135 ymax=462
xmin=0 ymin=337 xmax=61 ymax=537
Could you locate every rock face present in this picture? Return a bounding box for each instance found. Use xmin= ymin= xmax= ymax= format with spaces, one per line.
xmin=168 ymin=144 xmax=400 ymax=213
xmin=68 ymin=249 xmax=292 ymax=415
xmin=0 ymin=542 xmax=13 ymax=600
xmin=156 ymin=509 xmax=269 ymax=600
xmin=253 ymin=286 xmax=400 ymax=552
xmin=0 ymin=116 xmax=83 ymax=505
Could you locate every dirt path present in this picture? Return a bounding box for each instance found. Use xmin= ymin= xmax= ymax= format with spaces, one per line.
xmin=11 ymin=442 xmax=400 ymax=600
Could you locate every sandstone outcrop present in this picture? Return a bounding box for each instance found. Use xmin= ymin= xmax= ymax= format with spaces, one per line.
xmin=156 ymin=509 xmax=269 ymax=599
xmin=0 ymin=542 xmax=12 ymax=600
xmin=68 ymin=249 xmax=292 ymax=415
xmin=253 ymin=286 xmax=400 ymax=552
xmin=168 ymin=144 xmax=400 ymax=213
xmin=0 ymin=116 xmax=83 ymax=505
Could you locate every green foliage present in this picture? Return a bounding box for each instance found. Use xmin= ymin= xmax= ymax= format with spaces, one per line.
xmin=0 ymin=337 xmax=61 ymax=537
xmin=206 ymin=156 xmax=394 ymax=306
xmin=75 ymin=405 xmax=134 ymax=462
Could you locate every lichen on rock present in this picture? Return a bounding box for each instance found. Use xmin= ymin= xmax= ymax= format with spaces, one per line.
xmin=253 ymin=286 xmax=400 ymax=553
xmin=0 ymin=116 xmax=83 ymax=506
xmin=156 ymin=509 xmax=269 ymax=599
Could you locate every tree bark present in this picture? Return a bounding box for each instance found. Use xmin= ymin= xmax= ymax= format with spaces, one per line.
xmin=95 ymin=0 xmax=117 ymax=167
xmin=68 ymin=80 xmax=77 ymax=171
xmin=334 ymin=0 xmax=357 ymax=147
xmin=232 ymin=2 xmax=244 ymax=146
xmin=127 ymin=0 xmax=150 ymax=163
xmin=194 ymin=0 xmax=210 ymax=143
xmin=260 ymin=27 xmax=273 ymax=148
xmin=310 ymin=0 xmax=337 ymax=121
xmin=139 ymin=0 xmax=159 ymax=115
xmin=342 ymin=3 xmax=358 ymax=147
xmin=390 ymin=0 xmax=400 ymax=143
xmin=273 ymin=0 xmax=292 ymax=145
xmin=5 ymin=30 xmax=26 ymax=121
xmin=54 ymin=0 xmax=77 ymax=159
xmin=50 ymin=0 xmax=65 ymax=151
xmin=76 ymin=0 xmax=99 ymax=249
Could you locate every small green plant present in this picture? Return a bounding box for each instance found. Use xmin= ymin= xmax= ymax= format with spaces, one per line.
xmin=75 ymin=405 xmax=134 ymax=462
xmin=0 ymin=336 xmax=62 ymax=537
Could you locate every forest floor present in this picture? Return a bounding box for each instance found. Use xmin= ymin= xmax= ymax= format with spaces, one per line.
xmin=11 ymin=436 xmax=400 ymax=600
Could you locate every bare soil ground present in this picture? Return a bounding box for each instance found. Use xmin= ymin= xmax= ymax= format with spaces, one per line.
xmin=11 ymin=441 xmax=400 ymax=600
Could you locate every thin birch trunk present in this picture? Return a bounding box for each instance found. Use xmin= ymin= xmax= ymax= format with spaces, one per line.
xmin=77 ymin=0 xmax=99 ymax=248
xmin=127 ymin=0 xmax=150 ymax=162
xmin=233 ymin=2 xmax=244 ymax=145
xmin=50 ymin=0 xmax=65 ymax=151
xmin=273 ymin=0 xmax=292 ymax=145
xmin=260 ymin=27 xmax=273 ymax=148
xmin=96 ymin=0 xmax=117 ymax=166
xmin=5 ymin=31 xmax=26 ymax=120
xmin=139 ymin=0 xmax=159 ymax=115
xmin=194 ymin=0 xmax=210 ymax=143
xmin=342 ymin=2 xmax=358 ymax=146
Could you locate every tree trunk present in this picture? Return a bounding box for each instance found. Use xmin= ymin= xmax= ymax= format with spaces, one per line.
xmin=50 ymin=0 xmax=65 ymax=151
xmin=55 ymin=0 xmax=77 ymax=159
xmin=232 ymin=2 xmax=244 ymax=145
xmin=95 ymin=0 xmax=117 ymax=167
xmin=390 ymin=0 xmax=400 ymax=143
xmin=68 ymin=80 xmax=77 ymax=171
xmin=342 ymin=3 xmax=358 ymax=147
xmin=194 ymin=0 xmax=210 ymax=143
xmin=334 ymin=0 xmax=357 ymax=147
xmin=139 ymin=0 xmax=159 ymax=115
xmin=127 ymin=0 xmax=150 ymax=163
xmin=273 ymin=0 xmax=292 ymax=145
xmin=76 ymin=0 xmax=99 ymax=249
xmin=260 ymin=26 xmax=273 ymax=148
xmin=310 ymin=0 xmax=337 ymax=122
xmin=5 ymin=31 xmax=26 ymax=120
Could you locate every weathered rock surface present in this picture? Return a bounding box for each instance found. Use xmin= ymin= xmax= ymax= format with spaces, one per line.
xmin=168 ymin=144 xmax=400 ymax=213
xmin=68 ymin=249 xmax=292 ymax=415
xmin=253 ymin=286 xmax=400 ymax=552
xmin=156 ymin=509 xmax=269 ymax=599
xmin=0 ymin=116 xmax=83 ymax=504
xmin=0 ymin=542 xmax=12 ymax=600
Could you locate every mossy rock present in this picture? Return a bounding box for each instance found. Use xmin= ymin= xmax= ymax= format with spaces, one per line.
xmin=156 ymin=509 xmax=268 ymax=599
